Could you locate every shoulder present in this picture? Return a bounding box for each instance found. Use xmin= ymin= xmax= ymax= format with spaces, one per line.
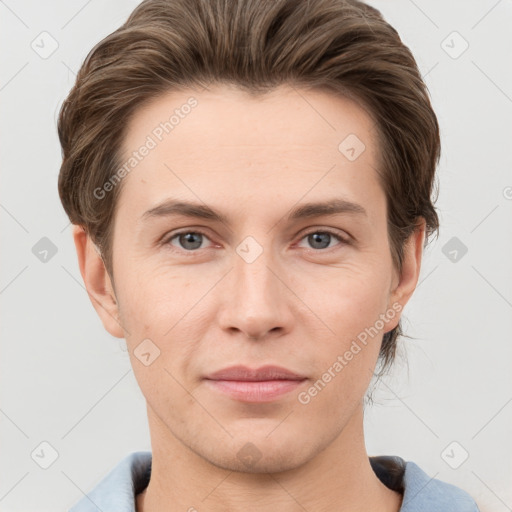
xmin=401 ymin=459 xmax=480 ymax=512
xmin=370 ymin=455 xmax=480 ymax=512
xmin=68 ymin=451 xmax=152 ymax=512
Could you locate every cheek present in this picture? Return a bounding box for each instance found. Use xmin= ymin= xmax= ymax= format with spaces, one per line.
xmin=117 ymin=266 xmax=209 ymax=380
xmin=316 ymin=264 xmax=392 ymax=332
xmin=117 ymin=270 xmax=202 ymax=408
xmin=299 ymin=296 xmax=385 ymax=418
xmin=302 ymin=262 xmax=392 ymax=386
xmin=129 ymin=356 xmax=199 ymax=428
xmin=117 ymin=263 xmax=187 ymax=330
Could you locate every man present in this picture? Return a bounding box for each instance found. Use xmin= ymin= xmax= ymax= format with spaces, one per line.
xmin=58 ymin=0 xmax=481 ymax=510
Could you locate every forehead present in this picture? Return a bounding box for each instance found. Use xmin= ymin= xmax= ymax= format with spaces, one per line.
xmin=121 ymin=84 xmax=377 ymax=158
xmin=115 ymin=84 xmax=382 ymax=222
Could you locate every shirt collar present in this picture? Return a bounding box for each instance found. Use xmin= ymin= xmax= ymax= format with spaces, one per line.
xmin=69 ymin=451 xmax=479 ymax=512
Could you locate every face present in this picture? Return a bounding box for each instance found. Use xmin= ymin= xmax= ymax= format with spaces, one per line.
xmin=80 ymin=84 xmax=422 ymax=473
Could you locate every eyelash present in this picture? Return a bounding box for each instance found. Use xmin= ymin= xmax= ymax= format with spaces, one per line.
xmin=161 ymin=228 xmax=350 ymax=254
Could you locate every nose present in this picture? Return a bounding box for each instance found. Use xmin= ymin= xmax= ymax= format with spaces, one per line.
xmin=216 ymin=241 xmax=294 ymax=341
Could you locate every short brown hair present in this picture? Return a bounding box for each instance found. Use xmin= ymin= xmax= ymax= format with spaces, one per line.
xmin=58 ymin=0 xmax=440 ymax=377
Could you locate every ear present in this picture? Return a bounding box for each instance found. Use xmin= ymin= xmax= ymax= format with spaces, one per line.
xmin=386 ymin=218 xmax=426 ymax=330
xmin=72 ymin=225 xmax=125 ymax=338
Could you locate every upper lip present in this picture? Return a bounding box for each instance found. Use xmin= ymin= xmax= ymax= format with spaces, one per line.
xmin=204 ymin=365 xmax=306 ymax=381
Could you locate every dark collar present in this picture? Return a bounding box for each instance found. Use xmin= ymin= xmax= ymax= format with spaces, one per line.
xmin=369 ymin=455 xmax=407 ymax=494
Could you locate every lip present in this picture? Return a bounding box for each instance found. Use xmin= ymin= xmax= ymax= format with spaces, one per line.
xmin=205 ymin=365 xmax=306 ymax=381
xmin=204 ymin=365 xmax=307 ymax=403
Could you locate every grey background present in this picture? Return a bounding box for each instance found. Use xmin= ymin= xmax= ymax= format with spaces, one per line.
xmin=1 ymin=1 xmax=511 ymax=511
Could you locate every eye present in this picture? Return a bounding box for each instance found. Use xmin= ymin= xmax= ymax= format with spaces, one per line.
xmin=164 ymin=230 xmax=212 ymax=251
xmin=161 ymin=228 xmax=349 ymax=253
xmin=297 ymin=230 xmax=349 ymax=250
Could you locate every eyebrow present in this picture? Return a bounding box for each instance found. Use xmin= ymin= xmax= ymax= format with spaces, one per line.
xmin=141 ymin=198 xmax=367 ymax=224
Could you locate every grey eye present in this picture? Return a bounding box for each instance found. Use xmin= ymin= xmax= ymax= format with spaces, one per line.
xmin=307 ymin=232 xmax=332 ymax=249
xmin=172 ymin=232 xmax=205 ymax=250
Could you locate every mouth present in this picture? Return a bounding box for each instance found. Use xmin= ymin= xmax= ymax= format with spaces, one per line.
xmin=203 ymin=365 xmax=308 ymax=403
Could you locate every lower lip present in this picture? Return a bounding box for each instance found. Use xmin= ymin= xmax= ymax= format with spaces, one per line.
xmin=204 ymin=379 xmax=306 ymax=402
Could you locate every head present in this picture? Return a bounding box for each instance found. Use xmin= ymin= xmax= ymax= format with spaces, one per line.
xmin=58 ymin=0 xmax=439 ymax=471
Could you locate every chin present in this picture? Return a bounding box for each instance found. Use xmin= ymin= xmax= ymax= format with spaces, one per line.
xmin=212 ymin=445 xmax=310 ymax=474
xmin=194 ymin=430 xmax=319 ymax=475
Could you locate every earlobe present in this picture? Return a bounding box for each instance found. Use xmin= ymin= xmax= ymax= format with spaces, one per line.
xmin=387 ymin=219 xmax=426 ymax=323
xmin=72 ymin=225 xmax=125 ymax=338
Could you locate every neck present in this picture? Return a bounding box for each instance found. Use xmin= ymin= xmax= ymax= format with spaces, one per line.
xmin=136 ymin=405 xmax=402 ymax=512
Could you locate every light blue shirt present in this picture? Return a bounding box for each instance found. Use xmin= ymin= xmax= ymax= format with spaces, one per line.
xmin=69 ymin=451 xmax=480 ymax=511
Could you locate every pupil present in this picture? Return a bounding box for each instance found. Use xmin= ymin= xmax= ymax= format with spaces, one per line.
xmin=309 ymin=232 xmax=330 ymax=249
xmin=181 ymin=232 xmax=202 ymax=250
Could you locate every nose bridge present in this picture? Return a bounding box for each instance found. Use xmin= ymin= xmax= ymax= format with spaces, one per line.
xmin=219 ymin=234 xmax=290 ymax=338
xmin=235 ymin=234 xmax=279 ymax=305
xmin=236 ymin=239 xmax=275 ymax=294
